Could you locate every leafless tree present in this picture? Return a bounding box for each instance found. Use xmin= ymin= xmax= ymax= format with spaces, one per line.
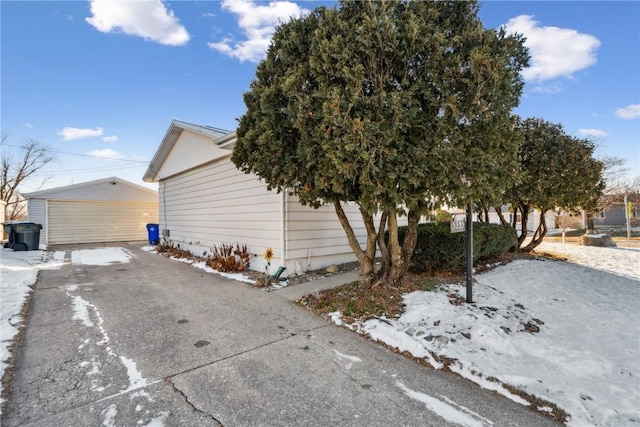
xmin=596 ymin=156 xmax=639 ymax=221
xmin=601 ymin=156 xmax=629 ymax=194
xmin=1 ymin=135 xmax=55 ymax=220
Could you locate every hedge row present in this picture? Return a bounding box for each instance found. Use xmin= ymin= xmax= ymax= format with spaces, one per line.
xmin=397 ymin=222 xmax=517 ymax=273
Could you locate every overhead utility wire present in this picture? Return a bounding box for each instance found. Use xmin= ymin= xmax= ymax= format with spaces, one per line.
xmin=2 ymin=143 xmax=149 ymax=164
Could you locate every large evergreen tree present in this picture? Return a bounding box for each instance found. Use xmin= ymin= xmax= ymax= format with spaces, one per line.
xmin=495 ymin=117 xmax=605 ymax=251
xmin=232 ymin=0 xmax=529 ymax=286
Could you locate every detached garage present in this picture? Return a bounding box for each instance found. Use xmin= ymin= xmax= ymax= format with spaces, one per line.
xmin=24 ymin=177 xmax=158 ymax=246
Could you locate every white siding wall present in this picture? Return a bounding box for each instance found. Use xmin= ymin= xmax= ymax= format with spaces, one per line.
xmin=159 ymin=155 xmax=283 ymax=274
xmin=285 ymin=199 xmax=367 ymax=272
xmin=27 ymin=199 xmax=47 ymax=246
xmin=159 ymin=151 xmax=410 ymax=277
xmin=284 ymin=201 xmax=409 ymax=273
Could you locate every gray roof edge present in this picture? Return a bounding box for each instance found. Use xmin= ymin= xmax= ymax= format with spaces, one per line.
xmin=172 ymin=119 xmax=232 ymax=139
xmin=213 ymin=131 xmax=237 ymax=147
xmin=24 ymin=176 xmax=157 ymax=198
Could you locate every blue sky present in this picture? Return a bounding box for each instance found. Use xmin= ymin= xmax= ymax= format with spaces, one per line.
xmin=2 ymin=0 xmax=638 ymax=193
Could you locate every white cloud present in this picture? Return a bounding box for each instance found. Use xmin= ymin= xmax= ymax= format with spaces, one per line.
xmin=86 ymin=0 xmax=190 ymax=46
xmin=102 ymin=135 xmax=119 ymax=143
xmin=21 ymin=122 xmax=34 ymax=129
xmin=504 ymin=15 xmax=600 ymax=82
xmin=615 ymin=104 xmax=640 ymax=119
xmin=58 ymin=126 xmax=104 ymax=141
xmin=208 ymin=0 xmax=308 ymax=62
xmin=578 ymin=128 xmax=608 ymax=138
xmin=87 ymin=149 xmax=125 ymax=160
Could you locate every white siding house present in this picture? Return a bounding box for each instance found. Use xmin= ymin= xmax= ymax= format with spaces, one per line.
xmin=143 ymin=120 xmax=374 ymax=276
xmin=24 ymin=177 xmax=158 ymax=246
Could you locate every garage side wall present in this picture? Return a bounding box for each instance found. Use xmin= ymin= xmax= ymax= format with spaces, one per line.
xmin=27 ymin=199 xmax=47 ymax=246
xmin=159 ymin=156 xmax=282 ymax=274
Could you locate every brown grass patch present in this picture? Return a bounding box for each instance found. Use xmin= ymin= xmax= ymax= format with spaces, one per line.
xmin=298 ymin=272 xmax=444 ymax=323
xmin=299 ymin=251 xmax=539 ymax=323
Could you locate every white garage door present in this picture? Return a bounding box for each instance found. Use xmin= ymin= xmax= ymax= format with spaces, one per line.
xmin=48 ymin=200 xmax=158 ymax=245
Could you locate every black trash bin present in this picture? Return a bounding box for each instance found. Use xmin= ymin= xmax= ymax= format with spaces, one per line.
xmin=11 ymin=223 xmax=42 ymax=251
xmin=146 ymin=223 xmax=160 ymax=245
xmin=3 ymin=222 xmax=17 ymax=248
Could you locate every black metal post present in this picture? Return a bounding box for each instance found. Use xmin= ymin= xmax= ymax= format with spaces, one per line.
xmin=466 ymin=203 xmax=473 ymax=303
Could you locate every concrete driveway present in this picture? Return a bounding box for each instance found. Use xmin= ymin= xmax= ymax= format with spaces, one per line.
xmin=2 ymin=243 xmax=559 ymax=426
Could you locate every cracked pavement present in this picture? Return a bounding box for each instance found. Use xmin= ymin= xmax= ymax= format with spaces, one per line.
xmin=2 ymin=243 xmax=559 ymax=426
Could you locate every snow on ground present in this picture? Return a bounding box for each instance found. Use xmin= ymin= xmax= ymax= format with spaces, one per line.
xmin=536 ymin=241 xmax=640 ymax=279
xmin=346 ymin=243 xmax=640 ymax=426
xmin=0 ymin=248 xmax=65 ymax=411
xmin=71 ymin=247 xmax=133 ymax=266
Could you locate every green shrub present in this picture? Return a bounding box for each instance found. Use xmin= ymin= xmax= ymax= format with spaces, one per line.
xmin=396 ymin=222 xmax=516 ymax=273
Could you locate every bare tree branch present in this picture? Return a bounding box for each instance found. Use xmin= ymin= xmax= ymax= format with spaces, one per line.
xmin=1 ymin=138 xmax=55 ymax=220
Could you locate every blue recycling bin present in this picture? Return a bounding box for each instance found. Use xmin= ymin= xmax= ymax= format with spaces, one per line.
xmin=146 ymin=223 xmax=160 ymax=245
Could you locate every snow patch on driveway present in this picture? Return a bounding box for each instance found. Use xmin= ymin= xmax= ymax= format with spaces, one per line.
xmin=71 ymin=295 xmax=95 ymax=327
xmin=71 ymin=247 xmax=133 ymax=266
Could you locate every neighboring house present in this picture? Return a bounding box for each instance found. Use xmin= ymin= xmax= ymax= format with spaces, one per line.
xmin=142 ymin=119 xmax=379 ymax=277
xmin=24 ymin=177 xmax=158 ymax=247
xmin=594 ymin=193 xmax=639 ymax=227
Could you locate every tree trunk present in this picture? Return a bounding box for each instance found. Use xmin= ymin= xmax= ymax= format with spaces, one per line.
xmin=586 ymin=212 xmax=595 ymax=232
xmin=516 ymin=204 xmax=530 ymax=250
xmin=522 ymin=209 xmax=548 ymax=251
xmin=495 ymin=204 xmax=509 ymax=225
xmin=375 ymin=212 xmax=390 ymax=279
xmin=377 ymin=211 xmax=402 ymax=286
xmin=333 ymin=200 xmax=375 ymax=280
xmin=401 ymin=208 xmax=420 ymax=264
xmin=359 ymin=205 xmax=379 ymax=274
xmin=377 ymin=209 xmax=420 ymax=287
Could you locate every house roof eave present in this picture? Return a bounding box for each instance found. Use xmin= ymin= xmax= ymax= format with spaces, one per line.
xmin=143 ymin=119 xmax=232 ymax=183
